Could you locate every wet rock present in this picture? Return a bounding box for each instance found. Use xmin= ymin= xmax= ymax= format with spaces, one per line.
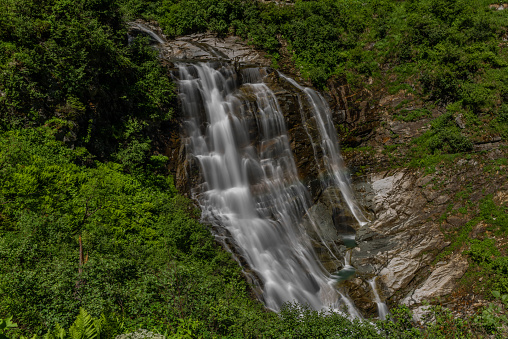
xmin=351 ymin=230 xmax=393 ymax=276
xmin=343 ymin=277 xmax=378 ymax=316
xmin=301 ymin=202 xmax=337 ymax=242
xmin=301 ymin=187 xmax=360 ymax=243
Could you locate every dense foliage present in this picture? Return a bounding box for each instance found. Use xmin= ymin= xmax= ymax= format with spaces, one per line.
xmin=0 ymin=0 xmax=174 ymax=159
xmin=1 ymin=0 xmax=508 ymax=337
xmin=0 ymin=127 xmax=242 ymax=336
xmin=126 ymin=0 xmax=508 ymax=105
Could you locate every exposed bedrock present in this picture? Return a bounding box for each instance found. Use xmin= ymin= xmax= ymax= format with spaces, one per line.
xmin=346 ymin=154 xmax=507 ymax=316
xmin=351 ymin=171 xmax=450 ymax=304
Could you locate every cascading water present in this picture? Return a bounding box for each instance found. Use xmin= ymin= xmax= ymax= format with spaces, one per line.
xmin=369 ymin=277 xmax=389 ymax=320
xmin=331 ymin=250 xmax=356 ymax=283
xmin=176 ymin=62 xmax=361 ymax=316
xmin=277 ymin=74 xmax=368 ymax=227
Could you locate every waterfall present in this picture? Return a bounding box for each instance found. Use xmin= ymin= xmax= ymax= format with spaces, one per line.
xmin=277 ymin=74 xmax=368 ymax=227
xmin=331 ymin=250 xmax=355 ymax=283
xmin=176 ymin=62 xmax=362 ymax=316
xmin=369 ymin=277 xmax=389 ymax=320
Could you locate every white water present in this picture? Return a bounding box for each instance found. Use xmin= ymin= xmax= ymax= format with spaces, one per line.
xmin=344 ymin=250 xmax=352 ymax=267
xmin=129 ymin=22 xmax=165 ymax=44
xmin=331 ymin=250 xmax=355 ymax=283
xmin=177 ymin=63 xmax=363 ymax=316
xmin=369 ymin=277 xmax=389 ymax=320
xmin=278 ymin=74 xmax=368 ymax=227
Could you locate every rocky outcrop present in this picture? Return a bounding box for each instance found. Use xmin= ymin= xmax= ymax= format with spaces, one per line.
xmin=402 ymin=254 xmax=468 ymax=307
xmin=164 ymin=34 xmax=270 ymax=65
xmin=326 ymin=78 xmax=380 ymax=147
xmin=360 ymin=171 xmax=449 ymax=294
xmin=312 ymin=170 xmax=447 ymax=315
xmin=129 ymin=21 xmax=271 ymax=66
xmin=338 ymin=146 xmax=507 ymax=316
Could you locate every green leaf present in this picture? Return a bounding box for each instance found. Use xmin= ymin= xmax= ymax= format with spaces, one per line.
xmin=68 ymin=309 xmax=97 ymax=339
xmin=0 ymin=316 xmax=17 ymax=332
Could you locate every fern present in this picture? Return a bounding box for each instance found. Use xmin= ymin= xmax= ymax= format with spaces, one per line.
xmin=19 ymin=309 xmax=123 ymax=339
xmin=68 ymin=309 xmax=98 ymax=339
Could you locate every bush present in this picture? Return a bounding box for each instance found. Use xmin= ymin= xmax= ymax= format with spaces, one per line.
xmin=0 ymin=0 xmax=175 ymax=160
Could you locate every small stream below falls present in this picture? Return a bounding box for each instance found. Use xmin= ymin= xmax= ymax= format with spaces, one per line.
xmin=173 ymin=61 xmax=387 ymax=319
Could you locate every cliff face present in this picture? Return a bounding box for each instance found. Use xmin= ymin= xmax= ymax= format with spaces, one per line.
xmin=132 ymin=22 xmax=508 ymax=318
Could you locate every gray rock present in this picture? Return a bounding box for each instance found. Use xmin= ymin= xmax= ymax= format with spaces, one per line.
xmin=415 ymin=174 xmax=434 ymax=187
xmin=128 ymin=20 xmax=271 ymax=66
xmin=455 ymin=114 xmax=466 ymax=129
xmin=402 ymin=255 xmax=468 ymax=306
xmin=164 ymin=35 xmax=270 ymax=66
xmin=411 ymin=305 xmax=433 ymax=323
xmin=116 ymin=329 xmax=166 ymax=339
xmin=301 ymin=202 xmax=338 ymax=242
xmin=352 ymin=171 xmax=448 ymax=299
xmin=435 ymin=195 xmax=450 ymax=205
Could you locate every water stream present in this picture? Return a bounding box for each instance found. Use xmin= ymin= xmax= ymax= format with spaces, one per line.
xmin=277 ymin=73 xmax=368 ymax=227
xmin=369 ymin=277 xmax=390 ymax=320
xmin=176 ymin=63 xmax=366 ymax=316
xmin=331 ymin=250 xmax=356 ymax=283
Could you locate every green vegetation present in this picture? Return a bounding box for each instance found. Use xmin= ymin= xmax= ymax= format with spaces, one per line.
xmin=0 ymin=0 xmax=174 ymax=158
xmin=122 ymin=0 xmax=508 ymax=166
xmin=394 ymin=108 xmax=432 ymax=122
xmin=420 ymin=180 xmax=508 ymax=338
xmin=0 ymin=127 xmax=251 ymax=337
xmin=1 ymin=0 xmax=508 ymax=337
xmin=4 ymin=302 xmax=503 ymax=339
xmin=407 ymin=110 xmax=473 ymax=168
xmin=441 ymin=193 xmax=508 ymax=336
xmin=1 ymin=317 xmax=18 ymax=339
xmin=463 ymin=196 xmax=508 ymax=294
xmin=126 ymin=0 xmax=508 ymax=112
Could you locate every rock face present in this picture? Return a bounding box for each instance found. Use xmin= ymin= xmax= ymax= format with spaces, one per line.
xmin=349 ymin=171 xmax=455 ymax=300
xmin=319 ymin=170 xmax=449 ymax=314
xmin=163 ymin=34 xmax=270 ymax=65
xmin=344 ymin=149 xmax=507 ymax=316
xmin=402 ymin=255 xmax=469 ymax=306
xmin=301 ymin=187 xmax=358 ymax=242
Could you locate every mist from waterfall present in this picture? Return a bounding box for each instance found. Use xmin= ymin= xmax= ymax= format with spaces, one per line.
xmin=176 ymin=62 xmax=361 ymax=316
